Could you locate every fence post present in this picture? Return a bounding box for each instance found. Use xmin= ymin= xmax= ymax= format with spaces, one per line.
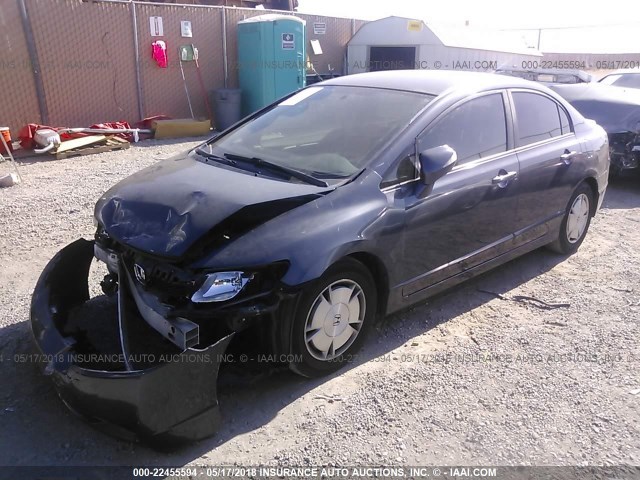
xmin=16 ymin=0 xmax=49 ymax=125
xmin=130 ymin=0 xmax=145 ymax=121
xmin=222 ymin=7 xmax=228 ymax=89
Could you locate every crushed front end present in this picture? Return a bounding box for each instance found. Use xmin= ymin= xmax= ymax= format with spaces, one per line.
xmin=609 ymin=131 xmax=640 ymax=176
xmin=30 ymin=233 xmax=286 ymax=445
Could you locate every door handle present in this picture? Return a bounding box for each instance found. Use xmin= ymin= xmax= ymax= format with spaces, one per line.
xmin=492 ymin=171 xmax=517 ymax=187
xmin=560 ymin=150 xmax=578 ymax=165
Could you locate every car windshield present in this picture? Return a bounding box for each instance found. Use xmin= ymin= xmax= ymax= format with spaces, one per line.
xmin=204 ymin=85 xmax=434 ymax=179
xmin=599 ymin=73 xmax=640 ymax=89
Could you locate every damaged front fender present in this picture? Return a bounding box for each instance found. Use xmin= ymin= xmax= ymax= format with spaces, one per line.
xmin=30 ymin=239 xmax=234 ymax=445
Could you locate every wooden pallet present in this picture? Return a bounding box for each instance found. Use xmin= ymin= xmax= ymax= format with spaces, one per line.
xmin=53 ymin=136 xmax=130 ymax=160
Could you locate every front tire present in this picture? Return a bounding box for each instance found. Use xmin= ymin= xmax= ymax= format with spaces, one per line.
xmin=287 ymin=258 xmax=377 ymax=378
xmin=547 ymin=182 xmax=594 ymax=255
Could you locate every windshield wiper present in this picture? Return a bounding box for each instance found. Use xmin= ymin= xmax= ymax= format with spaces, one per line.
xmin=195 ymin=148 xmax=237 ymax=168
xmin=223 ymin=153 xmax=328 ymax=187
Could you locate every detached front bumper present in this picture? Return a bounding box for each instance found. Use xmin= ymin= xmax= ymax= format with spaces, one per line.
xmin=30 ymin=239 xmax=234 ymax=446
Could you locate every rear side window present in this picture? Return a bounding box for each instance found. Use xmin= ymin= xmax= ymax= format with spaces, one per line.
xmin=418 ymin=93 xmax=507 ymax=165
xmin=513 ymin=92 xmax=564 ymax=146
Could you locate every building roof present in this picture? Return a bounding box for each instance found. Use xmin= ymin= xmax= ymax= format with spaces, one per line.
xmin=348 ymin=16 xmax=542 ymax=57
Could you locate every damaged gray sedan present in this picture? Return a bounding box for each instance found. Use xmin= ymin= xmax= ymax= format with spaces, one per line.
xmin=31 ymin=71 xmax=609 ymax=445
xmin=548 ymin=82 xmax=640 ymax=177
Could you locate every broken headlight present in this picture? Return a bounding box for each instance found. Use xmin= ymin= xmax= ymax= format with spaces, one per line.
xmin=191 ymin=272 xmax=254 ymax=303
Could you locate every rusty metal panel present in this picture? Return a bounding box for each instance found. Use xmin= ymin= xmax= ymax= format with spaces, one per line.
xmin=136 ymin=3 xmax=224 ymax=123
xmin=26 ymin=0 xmax=139 ymax=128
xmin=0 ymin=1 xmax=41 ymax=135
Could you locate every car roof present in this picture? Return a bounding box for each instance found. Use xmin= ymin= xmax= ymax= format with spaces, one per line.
xmin=319 ymin=69 xmax=548 ymax=96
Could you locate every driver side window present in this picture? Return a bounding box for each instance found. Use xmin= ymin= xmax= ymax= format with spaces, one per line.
xmin=418 ymin=93 xmax=507 ymax=165
xmin=380 ymin=93 xmax=508 ymax=189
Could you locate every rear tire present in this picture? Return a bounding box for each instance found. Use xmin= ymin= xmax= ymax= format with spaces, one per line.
xmin=547 ymin=182 xmax=594 ymax=255
xmin=287 ymin=258 xmax=377 ymax=378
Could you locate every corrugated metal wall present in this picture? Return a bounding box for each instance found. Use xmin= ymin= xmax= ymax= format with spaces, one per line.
xmin=0 ymin=1 xmax=365 ymax=136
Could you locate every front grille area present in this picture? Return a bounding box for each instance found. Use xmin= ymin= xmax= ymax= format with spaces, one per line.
xmin=94 ymin=224 xmax=289 ymax=310
xmin=95 ymin=226 xmax=196 ymax=301
xmin=124 ymin=254 xmax=197 ymax=301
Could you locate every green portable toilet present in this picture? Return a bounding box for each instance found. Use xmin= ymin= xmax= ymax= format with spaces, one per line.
xmin=237 ymin=14 xmax=306 ymax=116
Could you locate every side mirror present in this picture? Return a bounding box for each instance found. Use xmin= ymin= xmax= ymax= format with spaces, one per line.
xmin=419 ymin=145 xmax=457 ymax=186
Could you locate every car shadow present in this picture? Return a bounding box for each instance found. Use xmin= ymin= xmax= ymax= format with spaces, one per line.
xmin=603 ymin=176 xmax=640 ymax=209
xmin=0 ymin=246 xmax=568 ymax=469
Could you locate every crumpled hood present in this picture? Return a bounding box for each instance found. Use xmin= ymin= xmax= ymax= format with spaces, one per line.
xmin=95 ymin=152 xmax=328 ymax=258
xmin=549 ymin=83 xmax=640 ymax=134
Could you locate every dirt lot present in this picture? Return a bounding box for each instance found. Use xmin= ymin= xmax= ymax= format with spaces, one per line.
xmin=0 ymin=138 xmax=638 ymax=469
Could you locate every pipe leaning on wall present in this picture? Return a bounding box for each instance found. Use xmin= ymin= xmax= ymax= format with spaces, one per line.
xmin=222 ymin=8 xmax=229 ymax=88
xmin=17 ymin=0 xmax=49 ymax=125
xmin=130 ymin=1 xmax=145 ymax=121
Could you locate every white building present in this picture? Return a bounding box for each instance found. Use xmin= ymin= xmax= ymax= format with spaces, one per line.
xmin=347 ymin=16 xmax=542 ymax=75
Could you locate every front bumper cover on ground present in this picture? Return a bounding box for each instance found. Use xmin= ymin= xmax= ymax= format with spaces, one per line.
xmin=30 ymin=238 xmax=234 ymax=445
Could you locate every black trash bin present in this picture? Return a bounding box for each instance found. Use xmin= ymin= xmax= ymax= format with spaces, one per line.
xmin=211 ymin=89 xmax=242 ymax=131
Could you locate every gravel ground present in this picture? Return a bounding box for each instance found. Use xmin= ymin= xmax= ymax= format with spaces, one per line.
xmin=0 ymin=138 xmax=638 ymax=469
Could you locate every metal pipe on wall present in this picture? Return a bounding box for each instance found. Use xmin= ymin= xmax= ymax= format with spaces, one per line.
xmin=130 ymin=0 xmax=145 ymax=121
xmin=16 ymin=0 xmax=49 ymax=125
